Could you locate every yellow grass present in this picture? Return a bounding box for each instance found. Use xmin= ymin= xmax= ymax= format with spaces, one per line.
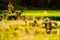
xmin=0 ymin=20 xmax=60 ymax=40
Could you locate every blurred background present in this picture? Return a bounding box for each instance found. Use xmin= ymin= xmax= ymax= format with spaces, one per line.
xmin=0 ymin=0 xmax=60 ymax=40
xmin=0 ymin=0 xmax=60 ymax=10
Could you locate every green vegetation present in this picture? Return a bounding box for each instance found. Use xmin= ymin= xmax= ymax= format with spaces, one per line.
xmin=21 ymin=10 xmax=60 ymax=16
xmin=0 ymin=10 xmax=60 ymax=16
xmin=0 ymin=10 xmax=60 ymax=40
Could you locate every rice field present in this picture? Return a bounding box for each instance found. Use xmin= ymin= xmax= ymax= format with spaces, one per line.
xmin=1 ymin=10 xmax=60 ymax=16
xmin=0 ymin=20 xmax=60 ymax=40
xmin=21 ymin=10 xmax=60 ymax=16
xmin=0 ymin=10 xmax=60 ymax=40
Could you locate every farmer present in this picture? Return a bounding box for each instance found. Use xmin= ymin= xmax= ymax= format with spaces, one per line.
xmin=14 ymin=10 xmax=22 ymax=20
xmin=43 ymin=17 xmax=57 ymax=33
xmin=43 ymin=17 xmax=52 ymax=33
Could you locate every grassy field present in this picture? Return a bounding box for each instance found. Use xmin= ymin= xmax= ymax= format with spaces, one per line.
xmin=0 ymin=20 xmax=60 ymax=40
xmin=0 ymin=10 xmax=60 ymax=40
xmin=21 ymin=10 xmax=60 ymax=16
xmin=0 ymin=10 xmax=60 ymax=16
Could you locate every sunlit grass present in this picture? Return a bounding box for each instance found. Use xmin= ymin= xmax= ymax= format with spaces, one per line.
xmin=0 ymin=10 xmax=60 ymax=40
xmin=0 ymin=20 xmax=60 ymax=40
xmin=1 ymin=10 xmax=60 ymax=16
xmin=21 ymin=10 xmax=60 ymax=16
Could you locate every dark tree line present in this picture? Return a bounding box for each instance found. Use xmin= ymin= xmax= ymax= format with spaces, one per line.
xmin=0 ymin=0 xmax=60 ymax=10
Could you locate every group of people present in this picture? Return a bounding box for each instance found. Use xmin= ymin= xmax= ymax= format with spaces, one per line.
xmin=24 ymin=17 xmax=57 ymax=33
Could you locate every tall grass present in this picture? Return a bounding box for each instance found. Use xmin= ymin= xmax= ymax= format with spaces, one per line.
xmin=0 ymin=20 xmax=60 ymax=40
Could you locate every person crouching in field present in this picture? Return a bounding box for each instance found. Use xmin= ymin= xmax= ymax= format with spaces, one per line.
xmin=43 ymin=17 xmax=57 ymax=34
xmin=14 ymin=10 xmax=22 ymax=20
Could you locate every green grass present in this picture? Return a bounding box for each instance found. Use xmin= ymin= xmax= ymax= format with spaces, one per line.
xmin=21 ymin=10 xmax=60 ymax=16
xmin=0 ymin=10 xmax=60 ymax=40
xmin=0 ymin=10 xmax=60 ymax=17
